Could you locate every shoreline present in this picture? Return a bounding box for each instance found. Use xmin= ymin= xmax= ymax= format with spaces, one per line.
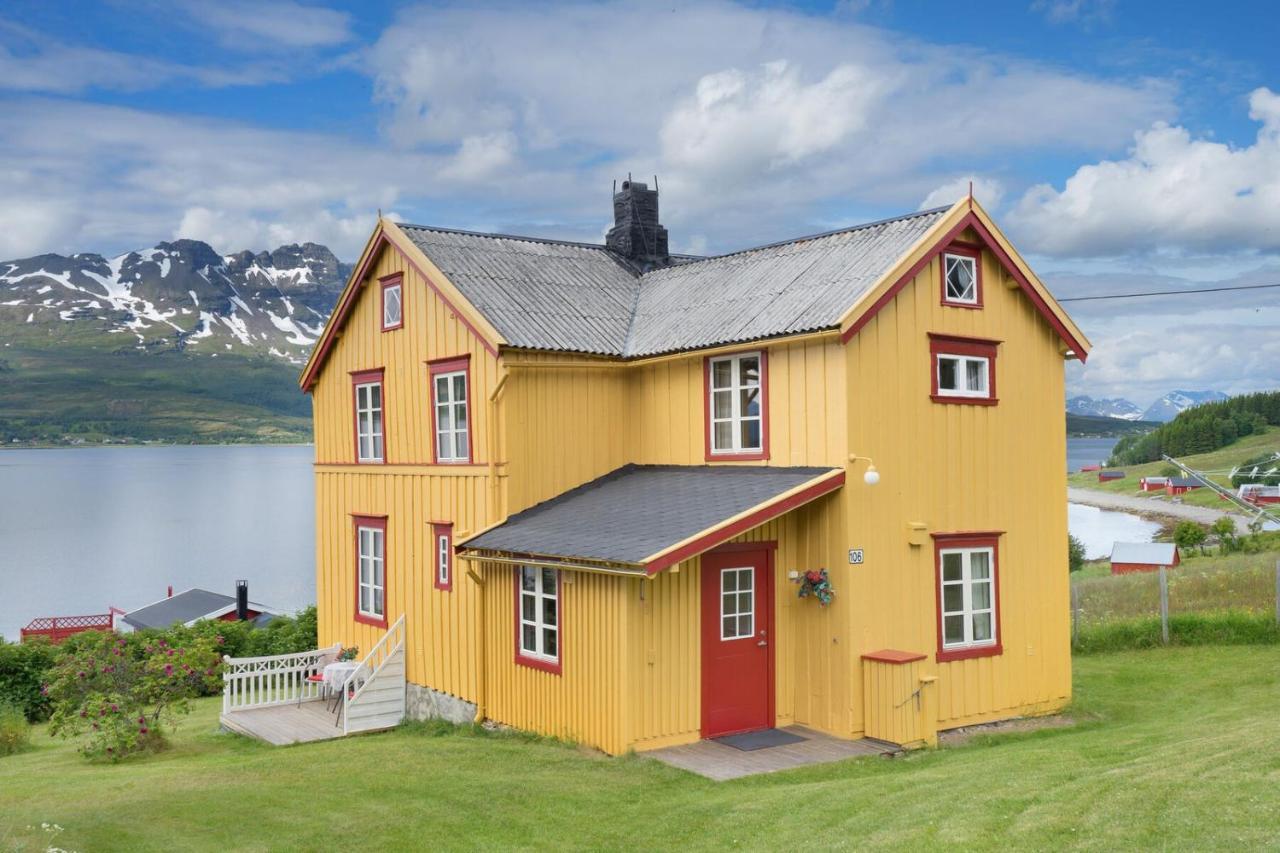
xmin=1067 ymin=486 xmax=1242 ymax=526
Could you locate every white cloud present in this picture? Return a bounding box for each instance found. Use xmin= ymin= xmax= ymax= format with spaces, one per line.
xmin=919 ymin=176 xmax=1005 ymax=211
xmin=364 ymin=1 xmax=1173 ymax=248
xmin=175 ymin=1 xmax=353 ymax=50
xmin=1030 ymin=0 xmax=1115 ymax=26
xmin=1015 ymin=87 xmax=1280 ymax=257
xmin=0 ymin=19 xmax=281 ymax=94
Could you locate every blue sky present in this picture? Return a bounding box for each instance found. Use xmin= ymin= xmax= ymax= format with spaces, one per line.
xmin=2 ymin=0 xmax=1278 ymax=404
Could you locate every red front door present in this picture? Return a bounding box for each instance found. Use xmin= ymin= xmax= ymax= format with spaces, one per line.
xmin=700 ymin=547 xmax=774 ymax=738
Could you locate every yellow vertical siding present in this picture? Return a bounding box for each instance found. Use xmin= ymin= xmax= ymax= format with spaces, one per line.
xmin=311 ymin=242 xmax=500 ymax=704
xmin=842 ymin=236 xmax=1072 ymax=732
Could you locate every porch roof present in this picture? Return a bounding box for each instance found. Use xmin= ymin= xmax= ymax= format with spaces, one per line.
xmin=457 ymin=464 xmax=845 ymax=575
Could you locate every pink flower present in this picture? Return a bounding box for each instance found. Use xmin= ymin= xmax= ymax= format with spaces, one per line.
xmin=139 ymin=726 xmax=149 ymax=735
xmin=138 ymin=716 xmax=146 ymax=724
xmin=77 ymin=671 xmax=86 ymax=679
xmin=166 ymin=649 xmax=175 ymax=657
xmin=164 ymin=664 xmax=174 ymax=676
xmin=79 ymin=710 xmax=87 ymax=718
xmin=110 ymin=704 xmax=118 ymax=712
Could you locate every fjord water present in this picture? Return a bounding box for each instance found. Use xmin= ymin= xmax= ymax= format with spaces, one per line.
xmin=0 ymin=438 xmax=1137 ymax=641
xmin=0 ymin=445 xmax=314 ymax=641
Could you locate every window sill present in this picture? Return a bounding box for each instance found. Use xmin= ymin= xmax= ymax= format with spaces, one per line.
xmin=940 ymin=299 xmax=983 ymax=309
xmin=706 ymin=451 xmax=770 ymax=462
xmin=355 ymin=612 xmax=388 ymax=629
xmin=380 ymin=322 xmax=403 ymax=333
xmin=515 ymin=653 xmax=562 ymax=676
xmin=356 ymin=458 xmax=387 ymax=465
xmin=930 ymin=394 xmax=998 ymax=406
xmin=936 ymin=642 xmax=1002 ymax=663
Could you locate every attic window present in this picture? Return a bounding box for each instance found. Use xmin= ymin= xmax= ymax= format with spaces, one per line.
xmin=381 ymin=274 xmax=403 ymax=331
xmin=929 ymin=334 xmax=998 ymax=406
xmin=942 ymin=248 xmax=981 ymax=307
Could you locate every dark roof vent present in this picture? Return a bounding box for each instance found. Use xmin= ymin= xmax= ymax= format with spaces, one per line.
xmin=606 ymin=177 xmax=669 ymax=266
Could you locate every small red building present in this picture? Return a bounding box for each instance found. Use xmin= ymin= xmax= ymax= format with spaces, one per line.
xmin=1139 ymin=476 xmax=1169 ymax=492
xmin=1081 ymin=464 xmax=1102 ymax=472
xmin=1238 ymin=484 xmax=1280 ymax=505
xmin=1166 ymin=477 xmax=1202 ymax=496
xmin=1110 ymin=542 xmax=1180 ymax=575
xmin=1098 ymin=470 xmax=1125 ymax=482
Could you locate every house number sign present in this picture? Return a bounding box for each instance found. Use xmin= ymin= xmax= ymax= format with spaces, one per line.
xmin=848 ymin=549 xmax=864 ymax=565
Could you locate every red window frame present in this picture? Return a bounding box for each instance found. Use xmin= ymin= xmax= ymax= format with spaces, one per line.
xmin=427 ymin=355 xmax=474 ymax=465
xmin=932 ymin=531 xmax=1003 ymax=663
xmin=432 ymin=522 xmax=453 ymax=592
xmin=380 ymin=273 xmax=404 ymax=332
xmin=350 ymin=368 xmax=387 ymax=463
xmin=352 ymin=514 xmax=389 ymax=629
xmin=940 ymin=242 xmax=983 ymax=308
xmin=703 ymin=349 xmax=770 ymax=462
xmin=929 ymin=333 xmax=999 ymax=406
xmin=513 ymin=566 xmax=563 ymax=675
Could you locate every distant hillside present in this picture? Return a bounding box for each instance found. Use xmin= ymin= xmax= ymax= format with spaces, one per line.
xmin=0 ymin=238 xmax=348 ymax=446
xmin=1108 ymin=391 xmax=1280 ymax=465
xmin=1067 ymin=413 xmax=1158 ymax=437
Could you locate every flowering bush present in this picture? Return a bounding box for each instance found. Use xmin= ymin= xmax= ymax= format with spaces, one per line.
xmin=797 ymin=569 xmax=834 ymax=605
xmin=337 ymin=646 xmax=360 ymax=662
xmin=45 ymin=631 xmax=222 ymax=761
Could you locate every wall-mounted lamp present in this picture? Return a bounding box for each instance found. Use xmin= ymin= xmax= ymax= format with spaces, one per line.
xmin=849 ymin=455 xmax=880 ymax=486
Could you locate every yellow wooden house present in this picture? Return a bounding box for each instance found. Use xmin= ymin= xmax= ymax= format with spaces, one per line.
xmin=299 ymin=182 xmax=1090 ymax=754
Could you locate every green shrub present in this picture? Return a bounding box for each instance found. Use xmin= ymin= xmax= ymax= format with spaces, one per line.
xmin=1075 ymin=611 xmax=1280 ymax=654
xmin=0 ymin=637 xmax=58 ymax=721
xmin=1068 ymin=534 xmax=1086 ymax=573
xmin=0 ymin=699 xmax=31 ymax=756
xmin=46 ymin=631 xmax=222 ymax=761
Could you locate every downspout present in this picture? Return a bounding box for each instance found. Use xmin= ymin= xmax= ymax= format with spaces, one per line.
xmin=487 ymin=367 xmax=510 ymax=521
xmin=467 ymin=567 xmax=487 ymax=724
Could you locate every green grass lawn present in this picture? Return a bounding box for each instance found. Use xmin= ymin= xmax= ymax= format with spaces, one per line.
xmin=4 ymin=647 xmax=1280 ymax=851
xmin=1067 ymin=427 xmax=1280 ymax=511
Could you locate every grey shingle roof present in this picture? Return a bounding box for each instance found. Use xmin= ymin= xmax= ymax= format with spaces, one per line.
xmin=1110 ymin=542 xmax=1178 ymax=565
xmin=459 ymin=464 xmax=840 ymax=566
xmin=122 ymin=589 xmax=236 ymax=630
xmin=398 ymin=208 xmax=947 ymax=358
xmin=121 ymin=589 xmax=277 ymax=630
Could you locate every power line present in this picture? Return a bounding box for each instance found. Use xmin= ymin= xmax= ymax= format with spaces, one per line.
xmin=1058 ymin=282 xmax=1280 ymax=302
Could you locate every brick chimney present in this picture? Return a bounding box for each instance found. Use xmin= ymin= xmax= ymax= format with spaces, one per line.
xmin=606 ymin=178 xmax=669 ymax=265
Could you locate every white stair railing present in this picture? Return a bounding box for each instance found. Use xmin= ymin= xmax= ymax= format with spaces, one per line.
xmin=341 ymin=614 xmax=406 ymax=733
xmin=222 ymin=644 xmax=341 ymax=714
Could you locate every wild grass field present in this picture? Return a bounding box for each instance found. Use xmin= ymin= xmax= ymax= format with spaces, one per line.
xmin=1067 ymin=427 xmax=1280 ymax=511
xmin=3 ymin=647 xmax=1280 ymax=851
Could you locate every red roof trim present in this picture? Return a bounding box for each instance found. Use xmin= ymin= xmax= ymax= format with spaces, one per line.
xmin=644 ymin=470 xmax=845 ymax=575
xmin=301 ymin=231 xmax=498 ymax=392
xmin=841 ymin=211 xmax=1088 ymax=362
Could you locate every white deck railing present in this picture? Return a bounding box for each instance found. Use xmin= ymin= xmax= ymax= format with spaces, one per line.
xmin=222 ymin=643 xmax=342 ymax=714
xmin=342 ymin=614 xmax=406 ymax=734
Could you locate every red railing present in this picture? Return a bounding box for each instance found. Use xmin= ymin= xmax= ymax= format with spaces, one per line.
xmin=21 ymin=613 xmax=114 ymax=643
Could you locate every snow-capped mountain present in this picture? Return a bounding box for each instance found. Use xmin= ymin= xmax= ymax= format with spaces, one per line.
xmin=0 ymin=240 xmax=348 ymax=364
xmin=1066 ymin=395 xmax=1145 ymax=421
xmin=1141 ymin=390 xmax=1230 ymax=423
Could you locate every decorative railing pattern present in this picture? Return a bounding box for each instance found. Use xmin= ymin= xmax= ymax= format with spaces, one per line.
xmin=21 ymin=614 xmax=114 ymax=643
xmin=222 ymin=643 xmax=342 ymax=714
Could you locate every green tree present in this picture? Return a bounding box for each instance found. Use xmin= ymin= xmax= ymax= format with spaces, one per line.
xmin=1210 ymin=516 xmax=1239 ymax=555
xmin=1173 ymin=521 xmax=1208 ymax=557
xmin=1068 ymin=534 xmax=1086 ymax=573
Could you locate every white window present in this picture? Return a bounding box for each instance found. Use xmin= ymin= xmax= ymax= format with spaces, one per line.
xmin=433 ymin=371 xmax=469 ymax=462
xmin=937 ymin=354 xmax=989 ymax=398
xmin=944 ymin=253 xmax=977 ymax=304
xmin=357 ymin=525 xmax=385 ymax=620
xmin=355 ymin=381 xmax=384 ymax=462
xmin=437 ymin=533 xmax=450 ymax=587
xmin=382 ymin=282 xmax=402 ymax=329
xmin=720 ymin=567 xmax=755 ymax=640
xmin=708 ymin=352 xmax=763 ymax=454
xmin=939 ymin=547 xmax=996 ymax=649
xmin=518 ymin=567 xmax=558 ymax=663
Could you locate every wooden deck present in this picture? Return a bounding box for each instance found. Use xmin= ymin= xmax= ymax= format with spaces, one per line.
xmin=646 ymin=726 xmax=897 ymax=781
xmin=220 ymin=700 xmax=352 ymax=746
